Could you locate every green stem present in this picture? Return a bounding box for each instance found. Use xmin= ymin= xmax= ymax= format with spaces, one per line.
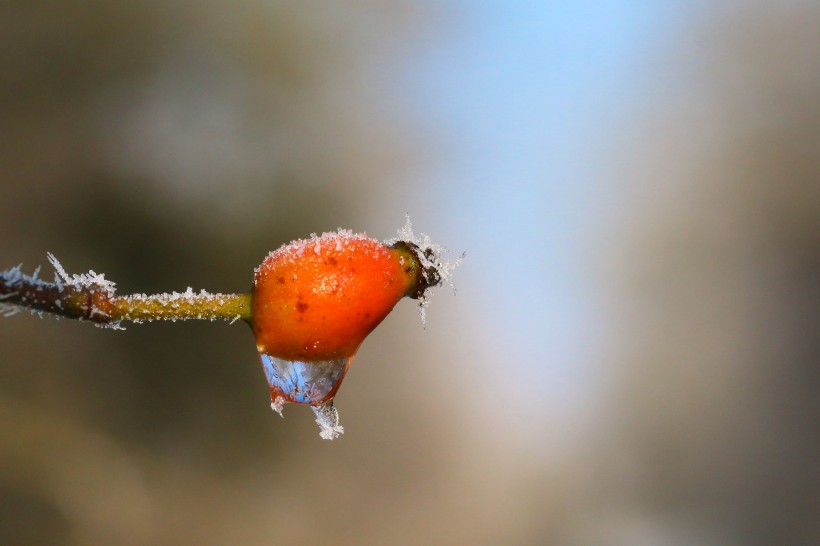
xmin=110 ymin=291 xmax=252 ymax=324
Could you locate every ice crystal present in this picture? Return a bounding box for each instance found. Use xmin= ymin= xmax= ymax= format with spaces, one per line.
xmin=47 ymin=253 xmax=117 ymax=296
xmin=0 ymin=268 xmax=25 ymax=316
xmin=1 ymin=260 xmax=67 ymax=318
xmin=254 ymin=227 xmax=379 ymax=275
xmin=122 ymin=287 xmax=239 ymax=322
xmin=311 ymin=400 xmax=344 ymax=440
xmin=1 ymin=263 xmax=48 ymax=290
xmin=270 ymin=396 xmax=285 ymax=418
xmin=385 ymin=215 xmax=464 ymax=326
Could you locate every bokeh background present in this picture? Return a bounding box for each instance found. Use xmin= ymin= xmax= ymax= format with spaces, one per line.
xmin=1 ymin=1 xmax=818 ymax=544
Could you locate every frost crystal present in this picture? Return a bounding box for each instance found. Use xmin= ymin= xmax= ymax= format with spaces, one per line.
xmin=47 ymin=252 xmax=117 ymax=296
xmin=3 ymin=254 xmax=242 ymax=326
xmin=385 ymin=215 xmax=464 ymax=326
xmin=270 ymin=396 xmax=285 ymax=417
xmin=1 ymin=256 xmax=117 ymax=320
xmin=122 ymin=287 xmax=239 ymax=322
xmin=311 ymin=400 xmax=344 ymax=440
xmin=255 ymin=227 xmax=378 ymax=276
xmin=0 ymin=266 xmax=26 ymax=316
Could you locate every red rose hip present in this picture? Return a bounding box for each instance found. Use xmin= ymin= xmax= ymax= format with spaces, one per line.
xmin=250 ymin=228 xmax=443 ymax=439
xmin=252 ymin=231 xmax=418 ymax=363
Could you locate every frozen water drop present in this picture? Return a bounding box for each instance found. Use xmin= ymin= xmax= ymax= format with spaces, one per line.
xmin=259 ymin=353 xmax=353 ymax=438
xmin=312 ymin=399 xmax=344 ymax=440
xmin=259 ymin=353 xmax=353 ymax=405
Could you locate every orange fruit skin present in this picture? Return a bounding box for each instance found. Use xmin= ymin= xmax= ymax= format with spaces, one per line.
xmin=252 ymin=234 xmax=416 ymax=361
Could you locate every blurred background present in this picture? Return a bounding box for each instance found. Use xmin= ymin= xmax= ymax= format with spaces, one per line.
xmin=1 ymin=1 xmax=818 ymax=544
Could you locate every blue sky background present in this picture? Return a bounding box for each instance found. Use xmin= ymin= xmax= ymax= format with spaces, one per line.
xmin=389 ymin=1 xmax=691 ymax=418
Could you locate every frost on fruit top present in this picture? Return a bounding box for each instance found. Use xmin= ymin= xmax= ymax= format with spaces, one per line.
xmin=385 ymin=215 xmax=464 ymax=326
xmin=252 ymin=219 xmax=462 ymax=327
xmin=254 ymin=228 xmax=383 ymax=276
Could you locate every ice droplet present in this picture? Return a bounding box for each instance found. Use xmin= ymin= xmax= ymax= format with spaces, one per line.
xmin=259 ymin=352 xmax=352 ymax=439
xmin=260 ymin=353 xmax=352 ymax=405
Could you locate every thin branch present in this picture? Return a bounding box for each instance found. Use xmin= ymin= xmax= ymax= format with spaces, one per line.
xmin=0 ymin=255 xmax=251 ymax=328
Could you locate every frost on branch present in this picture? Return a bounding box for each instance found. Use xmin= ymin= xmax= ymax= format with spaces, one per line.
xmin=121 ymin=287 xmax=245 ymax=324
xmin=385 ymin=215 xmax=464 ymax=326
xmin=1 ymin=254 xmax=249 ymax=326
xmin=0 ymin=264 xmax=33 ymax=317
xmin=47 ymin=252 xmax=116 ymax=297
xmin=0 ymin=254 xmax=118 ymax=325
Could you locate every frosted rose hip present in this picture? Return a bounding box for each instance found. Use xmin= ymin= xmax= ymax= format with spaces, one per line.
xmin=252 ymin=231 xmax=418 ymax=362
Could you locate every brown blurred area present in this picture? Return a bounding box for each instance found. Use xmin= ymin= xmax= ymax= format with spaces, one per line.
xmin=1 ymin=1 xmax=818 ymax=545
xmin=582 ymin=3 xmax=820 ymax=545
xmin=0 ymin=2 xmax=457 ymax=545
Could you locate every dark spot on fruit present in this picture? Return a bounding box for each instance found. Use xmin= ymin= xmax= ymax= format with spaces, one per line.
xmin=296 ymin=302 xmax=309 ymax=313
xmin=328 ymin=257 xmax=338 ymax=266
xmin=405 ymin=267 xmax=412 ymax=274
xmin=364 ymin=312 xmax=371 ymax=319
xmin=277 ymin=276 xmax=286 ymax=284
